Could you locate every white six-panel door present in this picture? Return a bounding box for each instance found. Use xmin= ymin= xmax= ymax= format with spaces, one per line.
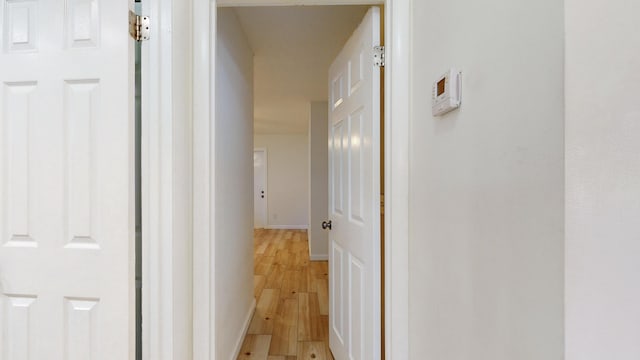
xmin=328 ymin=7 xmax=381 ymax=360
xmin=0 ymin=0 xmax=134 ymax=358
xmin=254 ymin=149 xmax=267 ymax=228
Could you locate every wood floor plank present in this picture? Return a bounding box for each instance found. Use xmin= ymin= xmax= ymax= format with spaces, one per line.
xmin=269 ymin=297 xmax=298 ymax=356
xmin=248 ymin=288 xmax=281 ymax=335
xmin=286 ymin=253 xmax=299 ymax=271
xmin=254 ymin=275 xmax=266 ymax=299
xmin=265 ymin=264 xmax=286 ymax=289
xmin=244 ymin=229 xmax=329 ymax=359
xmin=291 ymin=239 xmax=307 ymax=255
xmin=294 ymin=251 xmax=309 ymax=269
xmin=311 ymin=262 xmax=328 ymax=279
xmin=320 ymin=316 xmax=334 ymax=360
xmin=264 ymin=242 xmax=278 ymax=257
xmin=298 ymin=293 xmax=324 ymax=341
xmin=297 ymin=341 xmax=327 ymax=360
xmin=306 ymin=267 xmax=317 ymax=293
xmin=296 ymin=269 xmax=308 ymax=293
xmin=256 ymin=256 xmax=275 ymax=276
xmin=282 ymin=270 xmax=307 ymax=298
xmin=315 ymin=279 xmax=329 ymax=316
xmin=275 ymin=250 xmax=292 ymax=266
xmin=309 ymin=261 xmax=322 ymax=276
xmin=281 ymin=270 xmax=297 ymax=298
xmin=237 ymin=334 xmax=272 ymax=360
xmin=256 ymin=239 xmax=269 ymax=254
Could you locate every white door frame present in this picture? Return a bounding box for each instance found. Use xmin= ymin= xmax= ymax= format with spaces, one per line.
xmin=141 ymin=0 xmax=194 ymax=358
xmin=191 ymin=0 xmax=411 ymax=359
xmin=253 ymin=148 xmax=268 ymax=229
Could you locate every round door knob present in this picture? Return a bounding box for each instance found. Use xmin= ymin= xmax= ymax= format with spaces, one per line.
xmin=321 ymin=220 xmax=332 ymax=230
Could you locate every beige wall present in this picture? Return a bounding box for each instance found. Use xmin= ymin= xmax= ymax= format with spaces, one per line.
xmin=254 ymin=133 xmax=310 ymax=228
xmin=565 ymin=0 xmax=640 ymax=358
xmin=308 ymin=102 xmax=329 ymax=259
xmin=215 ymin=8 xmax=255 ymax=360
xmin=407 ymin=0 xmax=565 ymax=359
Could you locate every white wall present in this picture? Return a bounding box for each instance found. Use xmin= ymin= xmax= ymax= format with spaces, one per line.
xmin=565 ymin=1 xmax=640 ymax=359
xmin=408 ymin=1 xmax=565 ymax=359
xmin=254 ymin=133 xmax=309 ymax=228
xmin=215 ymin=8 xmax=255 ymax=360
xmin=308 ymin=102 xmax=329 ymax=259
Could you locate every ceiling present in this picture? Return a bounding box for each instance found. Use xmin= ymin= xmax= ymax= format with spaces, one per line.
xmin=234 ymin=6 xmax=370 ymax=134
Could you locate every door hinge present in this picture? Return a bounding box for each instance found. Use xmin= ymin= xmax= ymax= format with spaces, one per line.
xmin=374 ymin=45 xmax=385 ymax=67
xmin=129 ymin=10 xmax=150 ymax=41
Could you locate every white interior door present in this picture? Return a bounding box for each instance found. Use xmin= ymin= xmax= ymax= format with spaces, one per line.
xmin=254 ymin=149 xmax=267 ymax=228
xmin=0 ymin=1 xmax=135 ymax=359
xmin=328 ymin=7 xmax=381 ymax=360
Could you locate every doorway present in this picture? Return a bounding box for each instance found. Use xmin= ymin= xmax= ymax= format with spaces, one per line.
xmin=254 ymin=149 xmax=268 ymax=229
xmin=194 ymin=0 xmax=411 ymax=359
xmin=217 ymin=4 xmax=383 ymax=359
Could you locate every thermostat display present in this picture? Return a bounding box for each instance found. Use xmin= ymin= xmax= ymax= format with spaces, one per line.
xmin=432 ymin=69 xmax=462 ymax=116
xmin=437 ymin=78 xmax=446 ymax=96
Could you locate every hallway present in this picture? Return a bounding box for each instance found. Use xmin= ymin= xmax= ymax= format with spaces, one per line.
xmin=238 ymin=229 xmax=333 ymax=360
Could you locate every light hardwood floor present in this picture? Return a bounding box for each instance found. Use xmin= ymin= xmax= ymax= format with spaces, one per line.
xmin=237 ymin=229 xmax=333 ymax=360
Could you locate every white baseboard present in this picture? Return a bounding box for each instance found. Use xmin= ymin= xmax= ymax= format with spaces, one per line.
xmin=232 ymin=298 xmax=256 ymax=359
xmin=310 ymin=254 xmax=329 ymax=261
xmin=265 ymin=225 xmax=309 ymax=230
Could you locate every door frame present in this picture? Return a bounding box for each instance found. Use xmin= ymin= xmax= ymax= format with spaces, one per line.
xmin=141 ymin=0 xmax=194 ymax=358
xmin=253 ymin=148 xmax=268 ymax=228
xmin=192 ymin=0 xmax=411 ymax=359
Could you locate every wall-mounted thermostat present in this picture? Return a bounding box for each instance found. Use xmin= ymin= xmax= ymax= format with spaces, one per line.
xmin=432 ymin=69 xmax=462 ymax=116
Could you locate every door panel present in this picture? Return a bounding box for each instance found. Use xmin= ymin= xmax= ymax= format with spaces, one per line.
xmin=331 ymin=242 xmax=345 ymax=343
xmin=328 ymin=7 xmax=381 ymax=360
xmin=0 ymin=0 xmax=134 ymax=358
xmin=331 ymin=119 xmax=345 ymax=215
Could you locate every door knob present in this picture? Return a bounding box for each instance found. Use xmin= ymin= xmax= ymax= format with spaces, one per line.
xmin=321 ymin=220 xmax=332 ymax=230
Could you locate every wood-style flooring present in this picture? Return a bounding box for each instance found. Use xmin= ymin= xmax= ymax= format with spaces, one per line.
xmin=237 ymin=229 xmax=333 ymax=360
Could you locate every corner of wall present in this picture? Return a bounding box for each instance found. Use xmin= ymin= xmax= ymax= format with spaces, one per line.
xmin=214 ymin=7 xmax=256 ymax=360
xmin=229 ymin=299 xmax=256 ymax=359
